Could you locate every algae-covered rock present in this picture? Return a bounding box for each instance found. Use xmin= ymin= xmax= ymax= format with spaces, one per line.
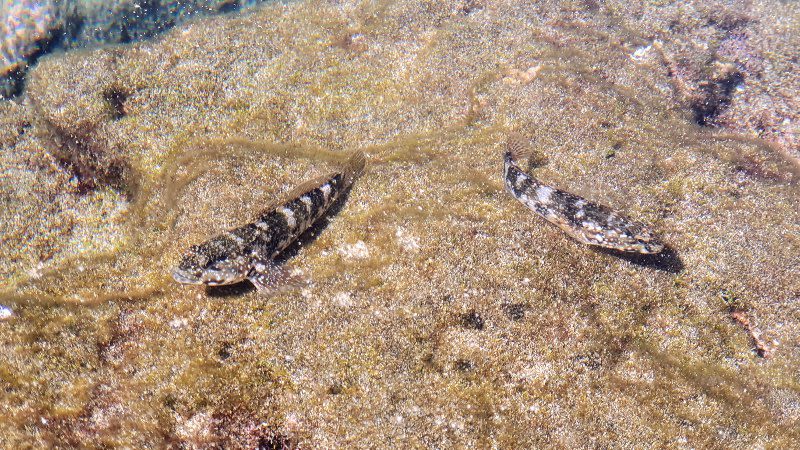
xmin=26 ymin=49 xmax=139 ymax=195
xmin=0 ymin=0 xmax=798 ymax=447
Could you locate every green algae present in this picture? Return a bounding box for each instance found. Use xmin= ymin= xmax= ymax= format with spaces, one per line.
xmin=1 ymin=0 xmax=799 ymax=447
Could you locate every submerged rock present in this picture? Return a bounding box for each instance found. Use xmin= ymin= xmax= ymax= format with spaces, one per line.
xmin=0 ymin=0 xmax=798 ymax=447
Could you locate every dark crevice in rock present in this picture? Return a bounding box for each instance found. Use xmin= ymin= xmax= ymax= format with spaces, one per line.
xmin=690 ymin=66 xmax=744 ymax=126
xmin=102 ymin=87 xmax=129 ymax=120
xmin=217 ymin=342 xmax=233 ymax=360
xmin=457 ymin=0 xmax=485 ymax=16
xmin=257 ymin=434 xmax=294 ymax=450
xmin=0 ymin=13 xmax=83 ymax=99
xmin=460 ymin=310 xmax=484 ymax=330
xmin=43 ymin=122 xmax=138 ymax=199
xmin=219 ymin=0 xmax=244 ymax=14
xmin=454 ymin=359 xmax=475 ymax=372
xmin=1 ymin=1 xmax=263 ymax=99
xmin=1 ymin=30 xmax=61 ymax=99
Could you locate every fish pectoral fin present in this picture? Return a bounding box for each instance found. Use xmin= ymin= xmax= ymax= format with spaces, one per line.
xmin=247 ymin=260 xmax=307 ymax=294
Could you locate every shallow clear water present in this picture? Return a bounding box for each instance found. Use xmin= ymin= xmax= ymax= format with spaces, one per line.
xmin=1 ymin=0 xmax=799 ymax=447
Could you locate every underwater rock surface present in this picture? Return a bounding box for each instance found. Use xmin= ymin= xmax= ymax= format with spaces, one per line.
xmin=1 ymin=0 xmax=799 ymax=447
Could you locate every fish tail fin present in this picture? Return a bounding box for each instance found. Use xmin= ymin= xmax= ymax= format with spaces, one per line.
xmin=342 ymin=151 xmax=366 ymax=186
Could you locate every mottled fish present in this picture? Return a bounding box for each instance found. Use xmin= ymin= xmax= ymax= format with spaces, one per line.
xmin=504 ymin=135 xmax=663 ymax=254
xmin=172 ymin=151 xmax=366 ymax=292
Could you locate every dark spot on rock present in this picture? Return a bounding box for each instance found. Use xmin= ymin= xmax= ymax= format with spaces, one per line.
xmin=599 ymin=121 xmax=612 ymax=129
xmin=42 ymin=113 xmax=139 ymax=200
xmin=460 ymin=310 xmax=484 ymax=330
xmin=502 ymin=303 xmax=528 ymax=321
xmin=328 ymin=382 xmax=344 ymax=395
xmin=218 ymin=343 xmax=232 ymax=360
xmin=17 ymin=121 xmax=31 ymax=136
xmin=720 ymin=288 xmax=743 ymax=310
xmin=458 ymin=0 xmax=485 ymax=15
xmin=454 ymin=359 xmax=474 ymax=372
xmin=163 ymin=394 xmax=178 ymax=411
xmin=691 ymin=65 xmax=744 ymax=126
xmin=606 ymin=142 xmax=623 ymax=159
xmin=102 ymin=87 xmax=129 ymax=119
xmin=1 ymin=67 xmax=27 ymax=99
xmin=58 ymin=149 xmax=136 ymax=199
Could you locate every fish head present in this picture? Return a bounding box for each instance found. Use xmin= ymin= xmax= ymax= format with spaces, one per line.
xmin=172 ymin=243 xmax=249 ymax=286
xmin=629 ymin=229 xmax=664 ymax=254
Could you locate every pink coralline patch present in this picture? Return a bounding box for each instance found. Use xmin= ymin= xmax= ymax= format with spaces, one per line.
xmin=718 ymin=90 xmax=800 ymax=154
xmin=0 ymin=0 xmax=58 ymax=73
xmin=717 ymin=32 xmax=765 ymax=75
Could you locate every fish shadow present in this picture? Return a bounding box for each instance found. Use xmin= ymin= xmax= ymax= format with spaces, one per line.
xmin=206 ymin=282 xmax=255 ymax=297
xmin=594 ymin=244 xmax=684 ymax=274
xmin=206 ymin=186 xmax=356 ymax=298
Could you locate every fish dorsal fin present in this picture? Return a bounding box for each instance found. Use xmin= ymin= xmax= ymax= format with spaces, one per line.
xmin=257 ymin=151 xmax=367 ymax=216
xmin=506 ymin=133 xmax=545 ymax=169
xmin=342 ymin=151 xmax=367 ymax=186
xmin=506 ymin=133 xmax=532 ymax=160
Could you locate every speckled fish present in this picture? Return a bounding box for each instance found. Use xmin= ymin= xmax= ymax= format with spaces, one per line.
xmin=504 ymin=135 xmax=663 ymax=254
xmin=172 ymin=151 xmax=366 ymax=292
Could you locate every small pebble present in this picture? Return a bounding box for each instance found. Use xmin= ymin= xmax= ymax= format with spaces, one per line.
xmin=395 ymin=226 xmax=421 ymax=251
xmin=339 ymin=241 xmax=370 ymax=259
xmin=333 ymin=292 xmax=354 ymax=307
xmin=169 ymin=317 xmax=188 ymax=329
xmin=0 ymin=304 xmax=13 ymax=320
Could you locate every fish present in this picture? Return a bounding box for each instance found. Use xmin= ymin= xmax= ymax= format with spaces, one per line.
xmin=172 ymin=151 xmax=366 ymax=292
xmin=503 ymin=134 xmax=664 ymax=254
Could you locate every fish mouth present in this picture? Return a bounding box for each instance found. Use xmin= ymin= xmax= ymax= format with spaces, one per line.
xmin=638 ymin=242 xmax=665 ymax=254
xmin=171 ymin=268 xmax=203 ymax=285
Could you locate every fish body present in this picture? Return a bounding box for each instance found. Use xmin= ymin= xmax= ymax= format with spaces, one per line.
xmin=504 ymin=136 xmax=663 ymax=254
xmin=172 ymin=152 xmax=366 ymax=291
